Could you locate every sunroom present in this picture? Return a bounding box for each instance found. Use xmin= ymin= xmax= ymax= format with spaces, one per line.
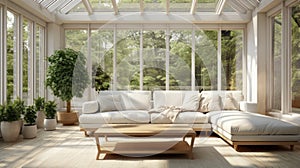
xmin=0 ymin=0 xmax=300 ymax=167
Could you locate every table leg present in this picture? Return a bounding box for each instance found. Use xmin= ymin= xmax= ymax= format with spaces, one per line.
xmin=95 ymin=135 xmax=101 ymax=160
xmin=189 ymin=134 xmax=196 ymax=159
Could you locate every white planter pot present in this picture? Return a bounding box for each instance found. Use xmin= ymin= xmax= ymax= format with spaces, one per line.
xmin=44 ymin=119 xmax=56 ymax=131
xmin=22 ymin=125 xmax=37 ymax=139
xmin=36 ymin=111 xmax=46 ymax=128
xmin=1 ymin=121 xmax=21 ymax=142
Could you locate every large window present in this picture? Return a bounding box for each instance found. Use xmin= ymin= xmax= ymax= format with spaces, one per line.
xmin=169 ymin=30 xmax=192 ymax=90
xmin=195 ymin=30 xmax=218 ymax=90
xmin=35 ymin=25 xmax=45 ymax=98
xmin=22 ymin=18 xmax=33 ymax=104
xmin=6 ymin=10 xmax=17 ymax=100
xmin=272 ymin=13 xmax=282 ymax=110
xmin=221 ymin=30 xmax=243 ymax=90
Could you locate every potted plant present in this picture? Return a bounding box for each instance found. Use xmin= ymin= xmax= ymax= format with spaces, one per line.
xmin=34 ymin=97 xmax=45 ymax=128
xmin=44 ymin=101 xmax=57 ymax=131
xmin=46 ymin=48 xmax=89 ymax=125
xmin=22 ymin=105 xmax=37 ymax=139
xmin=0 ymin=98 xmax=24 ymax=142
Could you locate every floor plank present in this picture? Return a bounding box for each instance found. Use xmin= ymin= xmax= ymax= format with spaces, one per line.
xmin=0 ymin=124 xmax=300 ymax=168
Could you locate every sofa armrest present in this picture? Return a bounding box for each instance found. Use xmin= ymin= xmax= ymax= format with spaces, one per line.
xmin=239 ymin=101 xmax=257 ymax=112
xmin=82 ymin=101 xmax=99 ymax=114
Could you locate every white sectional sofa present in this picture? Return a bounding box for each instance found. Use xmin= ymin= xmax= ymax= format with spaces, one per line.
xmin=79 ymin=90 xmax=300 ymax=150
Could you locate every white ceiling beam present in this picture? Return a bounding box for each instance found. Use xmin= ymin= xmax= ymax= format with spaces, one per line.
xmin=48 ymin=0 xmax=70 ymax=12
xmin=60 ymin=0 xmax=81 ymax=14
xmin=40 ymin=0 xmax=55 ymax=7
xmin=166 ymin=0 xmax=170 ymax=14
xmin=239 ymin=0 xmax=255 ymax=10
xmin=227 ymin=0 xmax=247 ymax=14
xmin=216 ymin=0 xmax=227 ymax=15
xmin=9 ymin=0 xmax=55 ymax=22
xmin=111 ymin=0 xmax=119 ymax=15
xmin=57 ymin=12 xmax=251 ymax=23
xmin=248 ymin=0 xmax=260 ymax=7
xmin=190 ymin=0 xmax=197 ymax=15
xmin=140 ymin=0 xmax=144 ymax=14
xmin=82 ymin=0 xmax=93 ymax=15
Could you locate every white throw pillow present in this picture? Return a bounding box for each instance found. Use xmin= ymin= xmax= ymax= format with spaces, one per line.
xmin=182 ymin=92 xmax=200 ymax=111
xmin=98 ymin=95 xmax=123 ymax=112
xmin=223 ymin=93 xmax=239 ymax=110
xmin=82 ymin=101 xmax=99 ymax=114
xmin=198 ymin=93 xmax=222 ymax=112
xmin=122 ymin=93 xmax=151 ymax=110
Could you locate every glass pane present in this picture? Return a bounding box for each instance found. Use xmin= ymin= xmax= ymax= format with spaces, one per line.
xmin=22 ymin=18 xmax=32 ymax=104
xmin=143 ymin=30 xmax=166 ymax=90
xmin=272 ymin=13 xmax=282 ymax=110
xmin=195 ymin=30 xmax=218 ymax=91
xmin=118 ymin=0 xmax=140 ymax=12
xmin=35 ymin=25 xmax=45 ymax=98
xmin=221 ymin=30 xmax=243 ymax=90
xmin=197 ymin=0 xmax=217 ymax=12
xmin=144 ymin=0 xmax=165 ymax=12
xmin=91 ymin=29 xmax=114 ymax=93
xmin=6 ymin=11 xmax=16 ymax=100
xmin=70 ymin=2 xmax=86 ymax=12
xmin=170 ymin=0 xmax=191 ymax=12
xmin=169 ymin=30 xmax=192 ymax=90
xmin=90 ymin=0 xmax=114 ymax=12
xmin=291 ymin=4 xmax=300 ymax=109
xmin=65 ymin=29 xmax=88 ymax=107
xmin=116 ymin=30 xmax=140 ymax=90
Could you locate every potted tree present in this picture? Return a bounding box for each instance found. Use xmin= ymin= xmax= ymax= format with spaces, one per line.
xmin=0 ymin=98 xmax=24 ymax=142
xmin=46 ymin=48 xmax=89 ymax=125
xmin=34 ymin=97 xmax=45 ymax=128
xmin=44 ymin=101 xmax=57 ymax=131
xmin=22 ymin=105 xmax=37 ymax=139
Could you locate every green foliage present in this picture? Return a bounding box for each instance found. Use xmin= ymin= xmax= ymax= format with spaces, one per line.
xmin=24 ymin=105 xmax=37 ymax=126
xmin=92 ymin=65 xmax=111 ymax=92
xmin=46 ymin=48 xmax=90 ymax=102
xmin=34 ymin=97 xmax=45 ymax=111
xmin=0 ymin=98 xmax=24 ymax=122
xmin=44 ymin=101 xmax=57 ymax=119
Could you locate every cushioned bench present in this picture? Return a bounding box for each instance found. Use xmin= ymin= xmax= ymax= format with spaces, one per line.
xmin=208 ymin=110 xmax=300 ymax=150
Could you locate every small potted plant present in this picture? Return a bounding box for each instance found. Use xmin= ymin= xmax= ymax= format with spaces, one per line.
xmin=22 ymin=105 xmax=37 ymax=139
xmin=34 ymin=97 xmax=45 ymax=128
xmin=44 ymin=101 xmax=57 ymax=131
xmin=0 ymin=98 xmax=24 ymax=142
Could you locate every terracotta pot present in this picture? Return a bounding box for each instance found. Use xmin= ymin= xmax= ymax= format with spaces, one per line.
xmin=22 ymin=125 xmax=37 ymax=139
xmin=44 ymin=119 xmax=57 ymax=131
xmin=1 ymin=121 xmax=21 ymax=142
xmin=36 ymin=111 xmax=46 ymax=128
xmin=56 ymin=111 xmax=78 ymax=125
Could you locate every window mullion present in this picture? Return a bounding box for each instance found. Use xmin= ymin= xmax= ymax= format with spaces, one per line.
xmin=217 ymin=29 xmax=222 ymax=91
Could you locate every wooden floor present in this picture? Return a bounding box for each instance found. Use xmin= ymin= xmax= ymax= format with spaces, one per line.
xmin=1 ymin=124 xmax=300 ymax=168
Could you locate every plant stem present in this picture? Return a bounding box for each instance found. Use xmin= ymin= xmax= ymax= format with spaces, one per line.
xmin=67 ymin=101 xmax=71 ymax=113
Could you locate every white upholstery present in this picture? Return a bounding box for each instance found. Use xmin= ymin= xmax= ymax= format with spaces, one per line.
xmin=79 ymin=110 xmax=150 ymax=124
xmin=97 ymin=95 xmax=122 ymax=112
xmin=121 ymin=92 xmax=151 ymax=110
xmin=82 ymin=101 xmax=99 ymax=114
xmin=209 ymin=111 xmax=300 ymax=135
xmin=153 ymin=91 xmax=199 ymax=110
xmin=150 ymin=112 xmax=208 ymax=124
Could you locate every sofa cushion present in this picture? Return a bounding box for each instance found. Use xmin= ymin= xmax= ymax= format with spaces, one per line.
xmin=153 ymin=91 xmax=184 ymax=108
xmin=150 ymin=112 xmax=208 ymax=124
xmin=198 ymin=93 xmax=222 ymax=112
xmin=209 ymin=111 xmax=300 ymax=135
xmin=223 ymin=93 xmax=239 ymax=110
xmin=98 ymin=95 xmax=123 ymax=112
xmin=121 ymin=92 xmax=151 ymax=110
xmin=79 ymin=110 xmax=150 ymax=124
xmin=82 ymin=101 xmax=99 ymax=114
xmin=182 ymin=92 xmax=200 ymax=111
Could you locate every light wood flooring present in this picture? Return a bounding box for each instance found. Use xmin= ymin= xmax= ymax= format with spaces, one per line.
xmin=0 ymin=124 xmax=300 ymax=168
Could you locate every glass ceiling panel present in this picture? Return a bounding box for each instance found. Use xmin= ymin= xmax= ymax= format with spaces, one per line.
xmin=223 ymin=3 xmax=235 ymax=12
xmin=170 ymin=0 xmax=191 ymax=12
xmin=90 ymin=0 xmax=114 ymax=12
xmin=144 ymin=0 xmax=165 ymax=12
xmin=118 ymin=0 xmax=140 ymax=12
xmin=70 ymin=2 xmax=87 ymax=13
xmin=196 ymin=0 xmax=217 ymax=12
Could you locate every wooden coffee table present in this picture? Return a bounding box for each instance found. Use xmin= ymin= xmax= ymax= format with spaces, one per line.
xmin=93 ymin=124 xmax=196 ymax=160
